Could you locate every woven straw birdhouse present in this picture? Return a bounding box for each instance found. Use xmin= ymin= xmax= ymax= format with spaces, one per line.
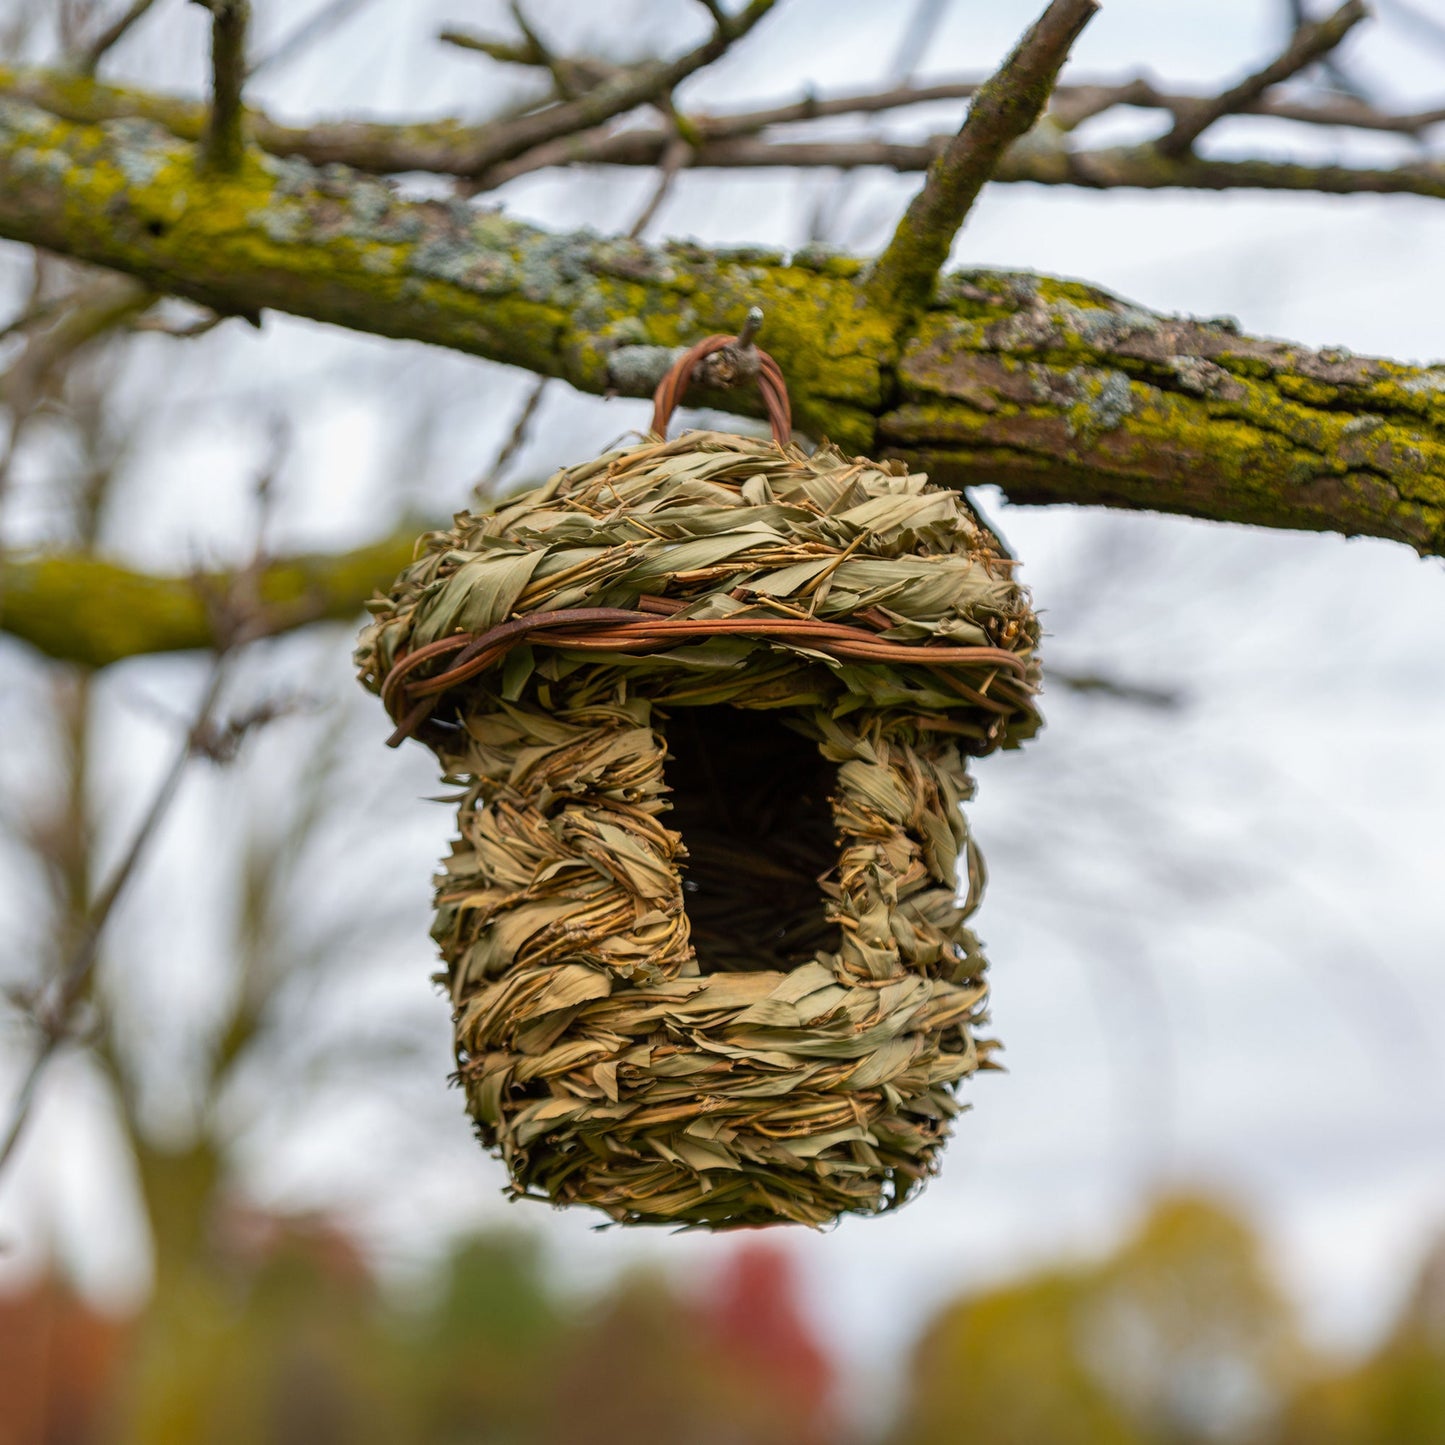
xmin=356 ymin=333 xmax=1040 ymax=1228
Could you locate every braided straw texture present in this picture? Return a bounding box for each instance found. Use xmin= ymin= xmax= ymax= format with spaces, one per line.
xmin=356 ymin=431 xmax=1040 ymax=1227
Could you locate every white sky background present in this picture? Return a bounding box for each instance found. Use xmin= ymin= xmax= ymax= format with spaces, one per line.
xmin=2 ymin=0 xmax=1445 ymax=1431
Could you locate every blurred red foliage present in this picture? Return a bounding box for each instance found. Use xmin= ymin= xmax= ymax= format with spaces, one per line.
xmin=700 ymin=1241 xmax=836 ymax=1445
xmin=0 ymin=1275 xmax=126 ymax=1445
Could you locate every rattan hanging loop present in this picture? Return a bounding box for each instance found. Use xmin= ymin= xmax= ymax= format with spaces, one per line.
xmin=357 ymin=325 xmax=1041 ymax=1228
xmin=650 ymin=331 xmax=792 ymax=445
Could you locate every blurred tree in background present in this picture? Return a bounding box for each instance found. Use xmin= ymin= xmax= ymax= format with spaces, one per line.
xmin=7 ymin=1195 xmax=1445 ymax=1444
xmin=1279 ymin=1236 xmax=1445 ymax=1445
xmin=895 ymin=1196 xmax=1302 ymax=1445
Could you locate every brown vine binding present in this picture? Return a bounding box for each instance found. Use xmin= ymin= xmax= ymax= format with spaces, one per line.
xmin=380 ymin=597 xmax=1032 ymax=746
xmin=378 ymin=337 xmax=1032 ymax=747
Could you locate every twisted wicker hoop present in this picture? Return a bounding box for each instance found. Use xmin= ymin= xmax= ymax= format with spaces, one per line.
xmin=650 ymin=332 xmax=792 ymax=446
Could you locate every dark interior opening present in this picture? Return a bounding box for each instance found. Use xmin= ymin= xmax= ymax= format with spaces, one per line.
xmin=664 ymin=707 xmax=838 ymax=974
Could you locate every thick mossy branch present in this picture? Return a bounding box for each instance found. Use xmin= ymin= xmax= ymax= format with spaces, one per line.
xmin=1 ymin=532 xmax=417 ymax=667
xmin=0 ymin=95 xmax=893 ymax=447
xmin=883 ymin=271 xmax=1445 ymax=553
xmin=0 ymin=96 xmax=1442 ymax=572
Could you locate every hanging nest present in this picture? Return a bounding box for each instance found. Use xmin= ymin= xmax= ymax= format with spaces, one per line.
xmin=356 ymin=333 xmax=1041 ymax=1228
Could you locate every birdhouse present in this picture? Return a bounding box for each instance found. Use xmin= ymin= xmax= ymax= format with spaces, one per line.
xmin=355 ymin=331 xmax=1040 ymax=1228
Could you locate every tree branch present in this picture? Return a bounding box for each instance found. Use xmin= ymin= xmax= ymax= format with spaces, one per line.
xmin=1157 ymin=0 xmax=1368 ymax=158
xmin=1 ymin=532 xmax=417 ymax=667
xmin=697 ymin=75 xmax=1445 ymax=139
xmin=77 ymin=0 xmax=161 ymax=76
xmin=193 ymin=0 xmax=250 ymax=173
xmin=439 ymin=5 xmax=623 ymax=99
xmin=866 ymin=0 xmax=1098 ymax=320
xmin=0 ymin=98 xmax=1440 ymax=562
xmin=435 ymin=0 xmax=777 ymax=178
xmin=527 ymin=130 xmax=1445 ymax=197
xmin=5 ymin=64 xmax=1442 ymax=197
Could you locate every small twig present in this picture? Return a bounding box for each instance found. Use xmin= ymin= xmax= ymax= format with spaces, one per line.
xmin=626 ymin=134 xmax=692 ymax=237
xmin=473 ymin=377 xmax=548 ymax=502
xmin=1048 ymin=667 xmax=1183 ymax=709
xmin=192 ymin=0 xmax=249 ymax=173
xmin=437 ymin=26 xmax=531 ymax=62
xmin=503 ymin=2 xmax=575 ymax=93
xmin=1158 ymin=0 xmax=1368 ymax=158
xmin=1288 ymin=0 xmax=1372 ymax=100
xmin=440 ymin=24 xmax=621 ymax=99
xmin=866 ymin=0 xmax=1098 ymax=321
xmin=459 ymin=0 xmax=776 ymax=186
xmin=77 ymin=0 xmax=160 ymax=76
xmin=441 ymin=4 xmax=621 ymax=99
xmin=694 ymin=0 xmax=727 ymax=26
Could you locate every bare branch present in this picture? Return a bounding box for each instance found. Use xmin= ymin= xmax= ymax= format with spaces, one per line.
xmin=439 ymin=5 xmax=623 ymax=99
xmin=626 ymin=133 xmax=692 ymax=238
xmin=502 ymin=1 xmax=576 ymax=96
xmin=1048 ymin=667 xmax=1182 ymax=709
xmin=474 ymin=125 xmax=1445 ymax=200
xmin=1157 ymin=0 xmax=1368 ymax=158
xmin=707 ymin=73 xmax=1445 ymax=138
xmin=473 ymin=378 xmax=547 ymax=503
xmin=0 ymin=659 xmax=228 ymax=1181
xmin=865 ymin=0 xmax=1098 ymax=320
xmin=438 ymin=26 xmax=526 ymax=62
xmin=8 ymin=62 xmax=1442 ymax=193
xmin=439 ymin=0 xmax=777 ymax=177
xmin=191 ymin=0 xmax=249 ymax=173
xmin=495 ymin=0 xmax=778 ymax=142
xmin=77 ymin=0 xmax=160 ymax=76
xmin=1048 ymin=76 xmax=1445 ymax=135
